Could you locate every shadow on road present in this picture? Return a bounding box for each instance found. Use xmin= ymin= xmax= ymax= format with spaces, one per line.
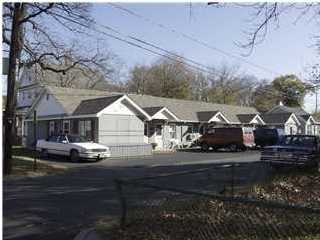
xmin=3 ymin=161 xmax=272 ymax=240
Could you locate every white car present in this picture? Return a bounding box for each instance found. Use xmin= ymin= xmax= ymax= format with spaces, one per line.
xmin=37 ymin=135 xmax=111 ymax=162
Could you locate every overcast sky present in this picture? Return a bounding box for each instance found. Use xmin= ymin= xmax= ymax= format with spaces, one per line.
xmin=2 ymin=3 xmax=319 ymax=112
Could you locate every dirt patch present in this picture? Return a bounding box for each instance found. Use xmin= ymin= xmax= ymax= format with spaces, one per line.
xmin=237 ymin=169 xmax=320 ymax=208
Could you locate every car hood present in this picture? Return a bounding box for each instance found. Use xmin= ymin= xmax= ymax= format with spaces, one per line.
xmin=71 ymin=142 xmax=109 ymax=150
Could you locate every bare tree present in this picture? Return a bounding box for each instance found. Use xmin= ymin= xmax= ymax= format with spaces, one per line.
xmin=231 ymin=3 xmax=320 ymax=55
xmin=2 ymin=3 xmax=118 ymax=174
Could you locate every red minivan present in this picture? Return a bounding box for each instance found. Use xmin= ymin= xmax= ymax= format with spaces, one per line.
xmin=198 ymin=127 xmax=255 ymax=152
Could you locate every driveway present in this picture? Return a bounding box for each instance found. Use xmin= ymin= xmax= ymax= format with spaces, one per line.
xmin=3 ymin=151 xmax=267 ymax=240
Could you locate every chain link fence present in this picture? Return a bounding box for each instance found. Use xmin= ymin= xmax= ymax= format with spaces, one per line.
xmin=111 ymin=163 xmax=320 ymax=240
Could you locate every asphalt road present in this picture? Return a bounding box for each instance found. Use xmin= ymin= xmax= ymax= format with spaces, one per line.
xmin=3 ymin=150 xmax=268 ymax=240
xmin=38 ymin=149 xmax=261 ymax=168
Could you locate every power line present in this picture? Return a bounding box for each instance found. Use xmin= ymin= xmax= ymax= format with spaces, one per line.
xmin=108 ymin=3 xmax=281 ymax=76
xmin=47 ymin=10 xmax=300 ymax=100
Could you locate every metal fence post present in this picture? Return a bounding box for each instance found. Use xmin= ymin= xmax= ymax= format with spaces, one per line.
xmin=231 ymin=163 xmax=235 ymax=197
xmin=115 ymin=179 xmax=127 ymax=228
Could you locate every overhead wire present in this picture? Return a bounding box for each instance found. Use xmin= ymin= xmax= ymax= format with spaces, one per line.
xmin=107 ymin=3 xmax=281 ymax=76
xmin=47 ymin=9 xmax=301 ymax=100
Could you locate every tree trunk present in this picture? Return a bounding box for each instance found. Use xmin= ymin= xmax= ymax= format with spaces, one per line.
xmin=4 ymin=3 xmax=25 ymax=175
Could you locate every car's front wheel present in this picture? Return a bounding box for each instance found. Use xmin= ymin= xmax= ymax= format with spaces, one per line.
xmin=70 ymin=149 xmax=80 ymax=162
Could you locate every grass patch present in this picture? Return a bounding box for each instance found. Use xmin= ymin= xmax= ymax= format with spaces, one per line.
xmin=10 ymin=158 xmax=65 ymax=177
xmin=4 ymin=146 xmax=66 ymax=177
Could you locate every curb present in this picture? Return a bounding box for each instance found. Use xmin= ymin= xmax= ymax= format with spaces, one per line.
xmin=74 ymin=228 xmax=102 ymax=240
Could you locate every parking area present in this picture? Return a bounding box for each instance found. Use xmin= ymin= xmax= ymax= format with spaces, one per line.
xmin=38 ymin=149 xmax=261 ymax=168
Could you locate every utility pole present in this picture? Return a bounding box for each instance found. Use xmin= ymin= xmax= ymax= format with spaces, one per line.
xmin=315 ymin=86 xmax=318 ymax=113
xmin=4 ymin=3 xmax=25 ymax=175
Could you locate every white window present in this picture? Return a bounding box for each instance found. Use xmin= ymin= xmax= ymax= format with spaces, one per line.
xmin=169 ymin=124 xmax=176 ymax=139
xmin=79 ymin=120 xmax=92 ymax=140
xmin=63 ymin=120 xmax=70 ymax=134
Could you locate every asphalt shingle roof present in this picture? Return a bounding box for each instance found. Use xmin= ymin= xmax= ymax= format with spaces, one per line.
xmin=267 ymin=105 xmax=308 ymax=116
xmin=237 ymin=114 xmax=258 ymax=124
xmin=43 ymin=86 xmax=259 ymax=122
xmin=46 ymin=86 xmax=119 ymax=115
xmin=73 ymin=95 xmax=123 ymax=115
xmin=142 ymin=107 xmax=164 ymax=116
xmin=196 ymin=111 xmax=219 ymax=122
xmin=128 ymin=94 xmax=258 ymax=122
xmin=261 ymin=113 xmax=293 ymax=124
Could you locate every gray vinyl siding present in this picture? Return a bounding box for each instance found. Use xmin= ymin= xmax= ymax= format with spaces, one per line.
xmin=98 ymin=114 xmax=144 ymax=145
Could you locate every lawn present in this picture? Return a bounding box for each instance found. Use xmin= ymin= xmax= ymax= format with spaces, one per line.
xmin=5 ymin=146 xmax=66 ymax=177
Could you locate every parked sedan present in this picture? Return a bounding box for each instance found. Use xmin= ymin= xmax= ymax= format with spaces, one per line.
xmin=37 ymin=135 xmax=111 ymax=162
xmin=261 ymin=135 xmax=320 ymax=168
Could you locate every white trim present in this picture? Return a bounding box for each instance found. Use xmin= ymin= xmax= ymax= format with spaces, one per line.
xmin=285 ymin=113 xmax=301 ymax=126
xmin=208 ymin=111 xmax=230 ymax=124
xmin=96 ymin=95 xmax=151 ymax=120
xmin=151 ymin=107 xmax=180 ymax=121
xmin=250 ymin=115 xmax=266 ymax=125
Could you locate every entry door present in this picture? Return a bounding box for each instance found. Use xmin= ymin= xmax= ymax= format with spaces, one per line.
xmin=154 ymin=124 xmax=163 ymax=150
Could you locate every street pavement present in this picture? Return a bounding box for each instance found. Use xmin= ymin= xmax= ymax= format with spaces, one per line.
xmin=3 ymin=150 xmax=268 ymax=240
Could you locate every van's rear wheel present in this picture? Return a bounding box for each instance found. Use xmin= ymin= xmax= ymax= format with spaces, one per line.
xmin=70 ymin=149 xmax=80 ymax=162
xmin=201 ymin=143 xmax=209 ymax=152
xmin=229 ymin=144 xmax=238 ymax=152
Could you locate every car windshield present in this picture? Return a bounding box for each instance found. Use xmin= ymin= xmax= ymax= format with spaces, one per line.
xmin=278 ymin=136 xmax=316 ymax=148
xmin=67 ymin=135 xmax=88 ymax=143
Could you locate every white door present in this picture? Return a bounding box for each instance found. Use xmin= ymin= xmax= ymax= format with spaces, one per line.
xmin=154 ymin=124 xmax=163 ymax=150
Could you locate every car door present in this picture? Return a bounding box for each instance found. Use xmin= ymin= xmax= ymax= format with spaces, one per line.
xmin=54 ymin=135 xmax=70 ymax=157
xmin=46 ymin=136 xmax=59 ymax=155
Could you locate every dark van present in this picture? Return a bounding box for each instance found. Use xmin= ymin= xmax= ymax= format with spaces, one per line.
xmin=198 ymin=127 xmax=255 ymax=152
xmin=254 ymin=128 xmax=283 ymax=148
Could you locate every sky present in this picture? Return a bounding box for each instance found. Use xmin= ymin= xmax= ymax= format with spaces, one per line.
xmin=2 ymin=3 xmax=319 ymax=112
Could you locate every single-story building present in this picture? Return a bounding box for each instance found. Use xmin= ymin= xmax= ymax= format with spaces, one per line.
xmin=23 ymin=86 xmax=264 ymax=155
xmin=261 ymin=113 xmax=301 ymax=135
xmin=264 ymin=103 xmax=320 ymax=135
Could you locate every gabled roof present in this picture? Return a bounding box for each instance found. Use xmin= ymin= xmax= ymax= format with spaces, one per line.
xmin=45 ymin=86 xmax=117 ymax=115
xmin=196 ymin=111 xmax=219 ymax=122
xmin=237 ymin=114 xmax=257 ymax=124
xmin=128 ymin=94 xmax=258 ymax=123
xmin=29 ymin=86 xmax=259 ymax=123
xmin=143 ymin=107 xmax=164 ymax=116
xmin=267 ymin=105 xmax=308 ymax=116
xmin=262 ymin=113 xmax=299 ymax=125
xmin=73 ymin=95 xmax=123 ymax=115
xmin=143 ymin=106 xmax=180 ymax=121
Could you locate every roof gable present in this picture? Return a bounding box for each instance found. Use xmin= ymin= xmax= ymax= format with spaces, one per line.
xmin=73 ymin=95 xmax=123 ymax=115
xmin=267 ymin=105 xmax=308 ymax=116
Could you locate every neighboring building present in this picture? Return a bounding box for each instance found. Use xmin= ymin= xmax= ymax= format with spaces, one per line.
xmin=23 ymin=86 xmax=264 ymax=154
xmin=261 ymin=113 xmax=301 ymax=135
xmin=16 ymin=65 xmax=44 ymax=145
xmin=128 ymin=94 xmax=263 ymax=150
xmin=265 ymin=104 xmax=320 ymax=135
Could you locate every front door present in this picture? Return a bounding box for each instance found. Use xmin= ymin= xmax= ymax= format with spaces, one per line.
xmin=154 ymin=124 xmax=163 ymax=150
